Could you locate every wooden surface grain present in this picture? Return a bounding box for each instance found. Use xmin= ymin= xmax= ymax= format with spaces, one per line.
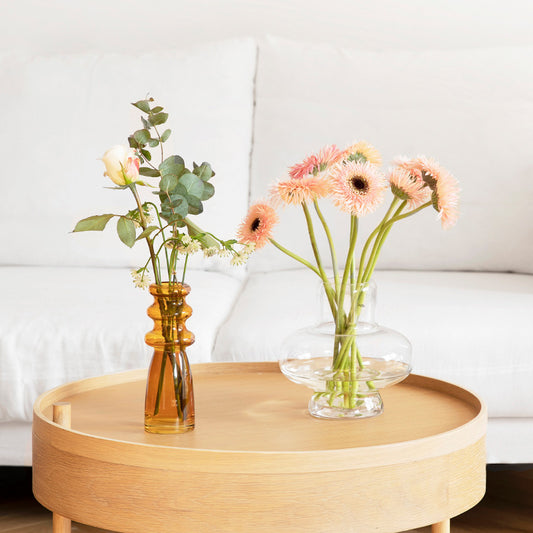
xmin=4 ymin=467 xmax=532 ymax=533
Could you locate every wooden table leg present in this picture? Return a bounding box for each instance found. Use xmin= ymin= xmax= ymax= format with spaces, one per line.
xmin=53 ymin=514 xmax=72 ymax=533
xmin=52 ymin=403 xmax=72 ymax=533
xmin=432 ymin=519 xmax=450 ymax=533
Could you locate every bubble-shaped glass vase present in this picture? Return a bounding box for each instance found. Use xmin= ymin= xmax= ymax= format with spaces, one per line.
xmin=279 ymin=280 xmax=412 ymax=419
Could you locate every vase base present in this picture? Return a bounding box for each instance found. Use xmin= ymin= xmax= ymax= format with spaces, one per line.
xmin=144 ymin=416 xmax=194 ymax=434
xmin=308 ymin=391 xmax=383 ymax=420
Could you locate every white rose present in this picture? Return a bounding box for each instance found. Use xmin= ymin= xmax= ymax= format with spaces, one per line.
xmin=101 ymin=145 xmax=140 ymax=185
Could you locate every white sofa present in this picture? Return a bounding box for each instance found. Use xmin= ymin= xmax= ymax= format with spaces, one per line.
xmin=1 ymin=0 xmax=532 ymax=466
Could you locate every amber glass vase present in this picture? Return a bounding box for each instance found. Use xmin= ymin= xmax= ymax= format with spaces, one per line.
xmin=144 ymin=282 xmax=195 ymax=434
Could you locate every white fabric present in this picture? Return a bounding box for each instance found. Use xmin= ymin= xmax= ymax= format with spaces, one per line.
xmin=0 ymin=39 xmax=256 ymax=276
xmin=0 ymin=266 xmax=243 ymax=422
xmin=212 ymin=269 xmax=533 ymax=418
xmin=249 ymin=37 xmax=533 ymax=274
xmin=0 ymin=423 xmax=32 ymax=466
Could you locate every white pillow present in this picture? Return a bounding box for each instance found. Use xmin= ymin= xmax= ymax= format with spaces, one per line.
xmin=249 ymin=36 xmax=533 ymax=274
xmin=0 ymin=39 xmax=256 ymax=276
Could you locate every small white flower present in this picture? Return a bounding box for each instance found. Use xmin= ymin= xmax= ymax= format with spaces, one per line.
xmin=185 ymin=240 xmax=201 ymax=254
xmin=131 ymin=269 xmax=151 ymax=290
xmin=243 ymin=242 xmax=256 ymax=253
xmin=217 ymin=247 xmax=232 ymax=258
xmin=203 ymin=246 xmax=220 ymax=257
xmin=230 ymin=253 xmax=247 ymax=266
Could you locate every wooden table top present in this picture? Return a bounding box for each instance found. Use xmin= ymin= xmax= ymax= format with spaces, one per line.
xmin=33 ymin=362 xmax=486 ymax=473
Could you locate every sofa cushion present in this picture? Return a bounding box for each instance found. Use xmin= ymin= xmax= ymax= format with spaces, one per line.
xmin=0 ymin=39 xmax=256 ymax=276
xmin=213 ymin=269 xmax=533 ymax=418
xmin=0 ymin=266 xmax=243 ymax=422
xmin=249 ymin=37 xmax=533 ymax=274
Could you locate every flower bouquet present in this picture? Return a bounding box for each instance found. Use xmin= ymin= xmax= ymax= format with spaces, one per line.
xmin=74 ymin=97 xmax=252 ymax=433
xmin=239 ymin=142 xmax=459 ymax=418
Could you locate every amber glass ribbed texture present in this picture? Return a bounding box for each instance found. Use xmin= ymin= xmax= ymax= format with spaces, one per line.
xmin=144 ymin=282 xmax=195 ymax=434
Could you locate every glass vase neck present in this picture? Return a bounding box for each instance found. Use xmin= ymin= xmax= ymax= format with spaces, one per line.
xmin=320 ymin=277 xmax=377 ymax=328
xmin=145 ymin=282 xmax=194 ymax=349
xmin=149 ymin=282 xmax=191 ymax=298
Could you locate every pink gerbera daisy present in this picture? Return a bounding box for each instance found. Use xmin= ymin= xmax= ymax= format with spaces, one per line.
xmin=342 ymin=141 xmax=382 ymax=166
xmin=237 ymin=202 xmax=279 ymax=249
xmin=330 ymin=161 xmax=386 ymax=216
xmin=270 ymin=175 xmax=331 ymax=206
xmin=431 ymin=172 xmax=460 ymax=229
xmin=288 ymin=145 xmax=343 ymax=180
xmin=388 ymin=167 xmax=430 ymax=209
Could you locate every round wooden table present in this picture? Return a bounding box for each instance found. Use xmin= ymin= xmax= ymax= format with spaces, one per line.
xmin=33 ymin=362 xmax=486 ymax=533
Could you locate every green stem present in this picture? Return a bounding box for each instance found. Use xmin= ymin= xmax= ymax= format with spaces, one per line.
xmin=337 ymin=215 xmax=358 ymax=334
xmin=146 ymin=201 xmax=171 ymax=280
xmin=356 ymin=197 xmax=400 ymax=287
xmin=362 ymin=200 xmax=406 ymax=283
xmin=301 ymin=203 xmax=337 ymax=318
xmin=181 ymin=253 xmax=189 ymax=285
xmin=269 ymin=239 xmax=320 ymax=276
xmin=129 ymin=184 xmax=161 ymax=285
xmin=362 ymin=200 xmax=432 ymax=284
xmin=313 ymin=199 xmax=340 ymax=295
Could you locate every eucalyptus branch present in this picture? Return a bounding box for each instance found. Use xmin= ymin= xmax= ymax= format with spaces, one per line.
xmin=129 ymin=184 xmax=161 ymax=285
xmin=152 ymin=124 xmax=164 ymax=163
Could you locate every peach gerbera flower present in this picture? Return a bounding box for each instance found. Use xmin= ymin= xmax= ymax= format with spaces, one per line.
xmin=388 ymin=167 xmax=430 ymax=209
xmin=395 ymin=156 xmax=447 ymax=189
xmin=330 ymin=161 xmax=386 ymax=216
xmin=431 ymin=172 xmax=460 ymax=229
xmin=288 ymin=145 xmax=343 ymax=180
xmin=237 ymin=202 xmax=279 ymax=249
xmin=270 ymin=175 xmax=330 ymax=206
xmin=342 ymin=141 xmax=382 ymax=166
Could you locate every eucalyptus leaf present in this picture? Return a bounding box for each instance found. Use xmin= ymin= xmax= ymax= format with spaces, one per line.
xmin=160 ymin=192 xmax=188 ymax=223
xmin=73 ymin=214 xmax=114 ymax=232
xmin=117 ymin=217 xmax=136 ymax=248
xmin=136 ymin=225 xmax=159 ymax=241
xmin=141 ymin=117 xmax=151 ymax=130
xmin=193 ymin=162 xmax=214 ymax=182
xmin=200 ymin=181 xmax=215 ymax=201
xmin=128 ymin=136 xmax=139 ymax=149
xmin=139 ymin=167 xmax=160 ymax=177
xmin=187 ymin=202 xmax=204 ymax=216
xmin=148 ymin=112 xmax=168 ymax=126
xmin=160 ymin=174 xmax=178 ymax=192
xmin=161 ymin=129 xmax=171 ymax=142
xmin=178 ymin=173 xmax=204 ymax=199
xmin=159 ymin=155 xmax=185 ymax=177
xmin=151 ymin=106 xmax=163 ymax=114
xmin=148 ymin=138 xmax=159 ymax=147
xmin=133 ymin=129 xmax=151 ymax=145
xmin=140 ymin=149 xmax=152 ymax=161
xmin=132 ymin=100 xmax=151 ymax=113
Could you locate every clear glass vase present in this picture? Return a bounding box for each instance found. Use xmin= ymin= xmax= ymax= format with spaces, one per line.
xmin=144 ymin=282 xmax=195 ymax=434
xmin=279 ymin=280 xmax=412 ymax=419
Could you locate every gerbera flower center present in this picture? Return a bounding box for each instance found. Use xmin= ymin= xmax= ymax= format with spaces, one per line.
xmin=350 ymin=175 xmax=368 ymax=194
xmin=251 ymin=218 xmax=261 ymax=232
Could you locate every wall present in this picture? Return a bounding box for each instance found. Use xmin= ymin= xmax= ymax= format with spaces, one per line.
xmin=2 ymin=0 xmax=533 ymax=55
